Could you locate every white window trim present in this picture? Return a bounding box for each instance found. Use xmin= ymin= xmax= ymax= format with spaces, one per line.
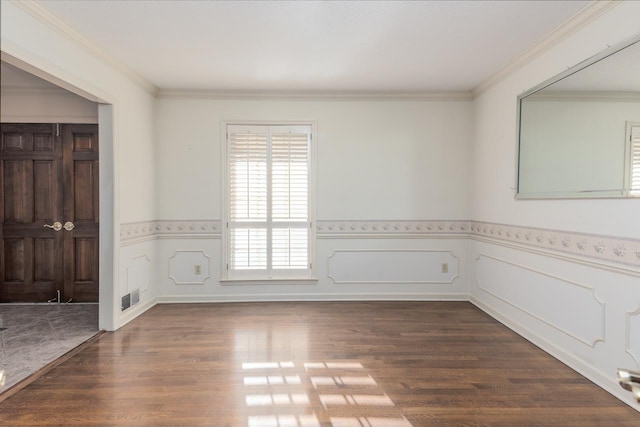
xmin=221 ymin=120 xmax=317 ymax=284
xmin=624 ymin=121 xmax=640 ymax=197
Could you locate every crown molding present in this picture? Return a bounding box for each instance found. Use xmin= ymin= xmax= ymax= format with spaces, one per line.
xmin=524 ymin=90 xmax=640 ymax=102
xmin=471 ymin=0 xmax=621 ymax=99
xmin=11 ymin=0 xmax=158 ymax=96
xmin=156 ymin=89 xmax=473 ymax=102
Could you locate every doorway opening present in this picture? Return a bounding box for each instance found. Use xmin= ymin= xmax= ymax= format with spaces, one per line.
xmin=0 ymin=58 xmax=114 ymax=393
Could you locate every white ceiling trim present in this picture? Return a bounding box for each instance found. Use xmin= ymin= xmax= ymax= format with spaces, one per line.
xmin=11 ymin=0 xmax=158 ymax=95
xmin=157 ymin=89 xmax=472 ymax=102
xmin=471 ymin=0 xmax=620 ymax=99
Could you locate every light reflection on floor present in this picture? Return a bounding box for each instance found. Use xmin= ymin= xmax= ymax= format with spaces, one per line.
xmin=242 ymin=360 xmax=413 ymax=427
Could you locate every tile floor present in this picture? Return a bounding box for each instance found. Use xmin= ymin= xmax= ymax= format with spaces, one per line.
xmin=0 ymin=303 xmax=98 ymax=392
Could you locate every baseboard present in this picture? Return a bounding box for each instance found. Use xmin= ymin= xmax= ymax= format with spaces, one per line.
xmin=156 ymin=292 xmax=469 ymax=304
xmin=117 ymin=296 xmax=158 ymax=329
xmin=469 ymin=296 xmax=640 ymax=412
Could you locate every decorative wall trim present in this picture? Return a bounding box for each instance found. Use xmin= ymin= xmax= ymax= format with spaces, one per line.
xmin=119 ymin=219 xmax=639 ymax=272
xmin=125 ymin=254 xmax=152 ymax=294
xmin=475 ymin=254 xmax=606 ymax=348
xmin=471 ymin=221 xmax=640 ymax=270
xmin=317 ymin=220 xmax=470 ymax=238
xmin=327 ymin=249 xmax=459 ymax=284
xmin=626 ymin=307 xmax=640 ymax=369
xmin=120 ymin=220 xmax=222 ymax=243
xmin=168 ymin=250 xmax=212 ymax=285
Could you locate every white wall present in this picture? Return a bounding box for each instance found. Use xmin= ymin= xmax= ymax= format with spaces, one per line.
xmin=156 ymin=98 xmax=471 ymax=220
xmin=1 ymin=1 xmax=157 ymax=329
xmin=470 ymin=1 xmax=640 ymax=408
xmin=0 ymin=87 xmax=98 ymax=123
xmin=153 ymin=97 xmax=472 ymax=301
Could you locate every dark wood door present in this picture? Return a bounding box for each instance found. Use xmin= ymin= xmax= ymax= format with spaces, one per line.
xmin=1 ymin=123 xmax=99 ymax=303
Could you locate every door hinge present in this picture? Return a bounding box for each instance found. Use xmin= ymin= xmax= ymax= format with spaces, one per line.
xmin=226 ymin=263 xmax=229 ymax=270
xmin=55 ymin=123 xmax=60 ymax=137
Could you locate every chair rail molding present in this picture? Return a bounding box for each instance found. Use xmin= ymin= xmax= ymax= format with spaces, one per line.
xmin=317 ymin=220 xmax=469 ymax=239
xmin=471 ymin=221 xmax=640 ymax=273
xmin=120 ymin=219 xmax=639 ymax=273
xmin=120 ymin=220 xmax=222 ymax=244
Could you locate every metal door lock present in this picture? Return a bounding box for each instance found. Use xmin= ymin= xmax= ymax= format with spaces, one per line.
xmin=43 ymin=222 xmax=62 ymax=231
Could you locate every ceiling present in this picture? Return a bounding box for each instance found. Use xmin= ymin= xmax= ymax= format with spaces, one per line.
xmin=9 ymin=1 xmax=593 ymax=93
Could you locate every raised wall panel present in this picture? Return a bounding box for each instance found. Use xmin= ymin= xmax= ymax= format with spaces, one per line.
xmin=627 ymin=308 xmax=640 ymax=368
xmin=327 ymin=250 xmax=458 ymax=284
xmin=126 ymin=254 xmax=152 ymax=294
xmin=168 ymin=250 xmax=211 ymax=285
xmin=475 ymin=254 xmax=605 ymax=347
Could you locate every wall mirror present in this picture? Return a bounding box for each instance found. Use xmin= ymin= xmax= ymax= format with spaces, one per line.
xmin=516 ymin=34 xmax=640 ymax=199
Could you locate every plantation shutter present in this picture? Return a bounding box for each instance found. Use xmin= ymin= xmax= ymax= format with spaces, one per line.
xmin=227 ymin=124 xmax=311 ymax=277
xmin=228 ymin=127 xmax=268 ymax=270
xmin=271 ymin=129 xmax=309 ymax=269
xmin=631 ymin=125 xmax=640 ymax=196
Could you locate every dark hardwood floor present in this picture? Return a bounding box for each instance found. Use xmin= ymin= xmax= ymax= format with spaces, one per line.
xmin=1 ymin=302 xmax=638 ymax=426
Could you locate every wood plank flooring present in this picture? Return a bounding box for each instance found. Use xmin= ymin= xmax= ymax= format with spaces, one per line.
xmin=1 ymin=302 xmax=638 ymax=426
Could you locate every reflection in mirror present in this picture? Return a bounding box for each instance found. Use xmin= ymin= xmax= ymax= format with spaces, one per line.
xmin=517 ymin=35 xmax=640 ymax=198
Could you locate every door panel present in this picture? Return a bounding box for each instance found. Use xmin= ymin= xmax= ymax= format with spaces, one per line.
xmin=63 ymin=124 xmax=99 ymax=303
xmin=1 ymin=123 xmax=98 ymax=303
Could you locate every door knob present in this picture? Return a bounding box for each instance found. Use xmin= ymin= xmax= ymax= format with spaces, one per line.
xmin=44 ymin=222 xmax=62 ymax=231
xmin=617 ymin=368 xmax=640 ymax=403
xmin=63 ymin=221 xmax=75 ymax=231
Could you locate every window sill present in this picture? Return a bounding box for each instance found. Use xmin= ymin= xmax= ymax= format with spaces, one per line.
xmin=220 ymin=278 xmax=318 ymax=286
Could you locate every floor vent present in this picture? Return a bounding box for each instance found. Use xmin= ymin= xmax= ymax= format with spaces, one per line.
xmin=121 ymin=294 xmax=131 ymax=311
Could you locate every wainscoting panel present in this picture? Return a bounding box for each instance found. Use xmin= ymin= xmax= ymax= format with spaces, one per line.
xmin=475 ymin=254 xmax=605 ymax=347
xmin=471 ymin=239 xmax=640 ymax=410
xmin=327 ymin=249 xmax=458 ymax=284
xmin=118 ymin=239 xmax=158 ymax=328
xmin=627 ymin=308 xmax=640 ymax=368
xmin=126 ymin=255 xmax=152 ymax=294
xmin=168 ymin=250 xmax=212 ymax=285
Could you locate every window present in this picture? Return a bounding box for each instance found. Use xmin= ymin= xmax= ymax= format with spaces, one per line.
xmin=224 ymin=124 xmax=314 ymax=280
xmin=629 ymin=123 xmax=640 ymax=196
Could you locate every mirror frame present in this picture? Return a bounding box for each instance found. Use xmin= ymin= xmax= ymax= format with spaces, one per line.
xmin=515 ymin=32 xmax=640 ymax=199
